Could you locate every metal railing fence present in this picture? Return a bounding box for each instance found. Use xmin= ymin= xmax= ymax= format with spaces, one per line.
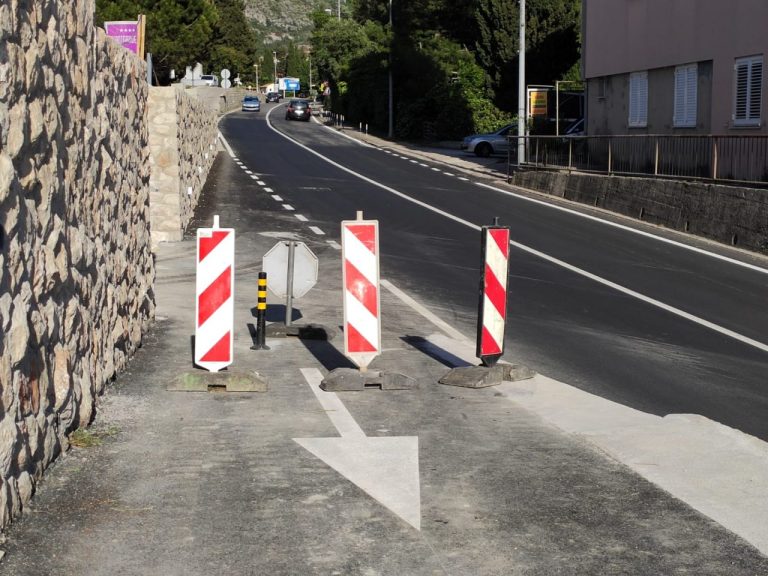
xmin=507 ymin=134 xmax=768 ymax=185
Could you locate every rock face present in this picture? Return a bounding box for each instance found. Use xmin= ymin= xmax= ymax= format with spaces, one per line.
xmin=0 ymin=1 xmax=160 ymax=531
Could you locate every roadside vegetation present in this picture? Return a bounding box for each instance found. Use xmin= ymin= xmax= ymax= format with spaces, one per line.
xmin=96 ymin=0 xmax=581 ymax=140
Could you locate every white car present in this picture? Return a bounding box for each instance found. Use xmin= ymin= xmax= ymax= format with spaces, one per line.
xmin=461 ymin=124 xmax=517 ymax=157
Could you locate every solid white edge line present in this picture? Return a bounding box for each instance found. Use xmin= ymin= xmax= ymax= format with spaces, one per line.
xmin=261 ymin=104 xmax=768 ymax=354
xmin=475 ymin=181 xmax=768 ymax=276
xmin=218 ymin=132 xmax=236 ymax=158
xmin=380 ymin=279 xmax=472 ymax=345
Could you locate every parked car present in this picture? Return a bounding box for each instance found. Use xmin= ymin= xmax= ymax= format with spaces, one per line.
xmin=241 ymin=95 xmax=261 ymax=112
xmin=265 ymin=91 xmax=282 ymax=103
xmin=461 ymin=124 xmax=517 ymax=157
xmin=200 ymin=74 xmax=219 ymax=87
xmin=285 ymin=99 xmax=311 ymax=121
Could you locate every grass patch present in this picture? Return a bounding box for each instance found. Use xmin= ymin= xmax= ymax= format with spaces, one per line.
xmin=69 ymin=426 xmax=119 ymax=448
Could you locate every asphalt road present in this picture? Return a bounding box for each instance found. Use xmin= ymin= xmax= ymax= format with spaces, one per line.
xmin=220 ymin=103 xmax=768 ymax=440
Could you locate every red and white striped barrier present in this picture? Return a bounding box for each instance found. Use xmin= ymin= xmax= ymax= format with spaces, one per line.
xmin=195 ymin=215 xmax=235 ymax=372
xmin=476 ymin=225 xmax=510 ymax=367
xmin=341 ymin=214 xmax=381 ymax=370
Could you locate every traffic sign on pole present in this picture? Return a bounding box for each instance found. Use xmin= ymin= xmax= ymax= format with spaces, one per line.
xmin=195 ymin=215 xmax=235 ymax=372
xmin=476 ymin=223 xmax=510 ymax=367
xmin=341 ymin=214 xmax=381 ymax=370
xmin=262 ymin=241 xmax=318 ymax=299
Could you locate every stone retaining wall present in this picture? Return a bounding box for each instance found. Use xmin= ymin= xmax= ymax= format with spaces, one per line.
xmin=511 ymin=171 xmax=768 ymax=253
xmin=0 ymin=2 xmax=154 ymax=530
xmin=148 ymin=87 xmax=219 ymax=243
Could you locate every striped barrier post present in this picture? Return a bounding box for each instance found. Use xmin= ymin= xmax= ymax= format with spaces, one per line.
xmin=251 ymin=271 xmax=269 ymax=350
xmin=476 ymin=221 xmax=510 ymax=367
xmin=195 ymin=215 xmax=235 ymax=372
xmin=341 ymin=212 xmax=381 ymax=371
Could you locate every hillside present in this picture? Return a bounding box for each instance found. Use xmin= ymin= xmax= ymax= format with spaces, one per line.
xmin=245 ymin=0 xmax=336 ymax=44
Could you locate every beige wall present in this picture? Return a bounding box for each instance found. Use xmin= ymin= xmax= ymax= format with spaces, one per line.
xmin=584 ymin=0 xmax=767 ymax=134
xmin=587 ymin=62 xmax=713 ymax=135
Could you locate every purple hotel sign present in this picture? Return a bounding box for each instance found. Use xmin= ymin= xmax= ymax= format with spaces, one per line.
xmin=105 ymin=21 xmax=139 ymax=54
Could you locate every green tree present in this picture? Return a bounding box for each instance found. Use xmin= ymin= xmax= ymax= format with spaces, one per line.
xmin=475 ymin=0 xmax=581 ymax=111
xmin=210 ymin=0 xmax=258 ymax=81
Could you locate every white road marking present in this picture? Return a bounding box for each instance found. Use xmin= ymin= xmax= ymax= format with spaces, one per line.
xmin=263 ymin=104 xmax=768 ymax=353
xmin=295 ymin=214 xmax=308 ymax=222
xmin=257 ymin=180 xmax=266 ymax=186
xmin=271 ymin=195 xmax=283 ymax=201
xmin=431 ymin=167 xmax=441 ymax=172
xmin=381 ymin=279 xmax=471 ymax=344
xmin=326 ymin=240 xmax=342 ymax=250
xmin=219 ymin=132 xmax=236 ymax=157
xmin=295 ymin=368 xmax=421 ymax=530
xmin=283 ymin=204 xmax=294 ymax=211
xmin=419 ymin=163 xmax=428 ymax=167
xmin=443 ymin=172 xmax=454 ymax=176
xmin=244 ymin=169 xmax=252 ymax=174
xmin=309 ymin=226 xmax=325 ymax=235
xmin=250 ymin=175 xmax=258 ymax=180
xmin=264 ymin=187 xmax=274 ymax=193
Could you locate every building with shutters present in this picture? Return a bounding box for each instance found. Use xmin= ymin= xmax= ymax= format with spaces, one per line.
xmin=582 ymin=0 xmax=766 ymax=135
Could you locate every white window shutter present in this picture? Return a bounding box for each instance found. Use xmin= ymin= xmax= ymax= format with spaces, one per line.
xmin=629 ymin=72 xmax=648 ymax=127
xmin=674 ymin=64 xmax=697 ymax=127
xmin=734 ymin=56 xmax=762 ymax=126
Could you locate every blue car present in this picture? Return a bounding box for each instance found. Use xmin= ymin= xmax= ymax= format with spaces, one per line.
xmin=242 ymin=96 xmax=261 ymax=112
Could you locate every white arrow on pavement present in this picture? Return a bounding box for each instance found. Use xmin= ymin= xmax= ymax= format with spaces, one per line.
xmin=294 ymin=368 xmax=421 ymax=530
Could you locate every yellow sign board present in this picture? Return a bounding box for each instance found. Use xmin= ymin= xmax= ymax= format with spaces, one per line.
xmin=529 ymin=90 xmax=548 ymax=117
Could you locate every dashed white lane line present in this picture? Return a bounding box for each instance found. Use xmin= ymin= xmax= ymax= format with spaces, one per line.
xmin=245 ymin=169 xmax=252 ymax=174
xmin=458 ymin=177 xmax=469 ymax=181
xmin=250 ymin=175 xmax=258 ymax=180
xmin=264 ymin=187 xmax=274 ymax=193
xmin=326 ymin=240 xmax=342 ymax=250
xmin=419 ymin=163 xmax=428 ymax=167
xmin=431 ymin=167 xmax=441 ymax=172
xmin=283 ymin=204 xmax=295 ymax=211
xmin=271 ymin=195 xmax=283 ymax=201
xmin=257 ymin=180 xmax=266 ymax=186
xmin=295 ymin=214 xmax=308 ymax=222
xmin=443 ymin=172 xmax=455 ymax=176
xmin=309 ymin=226 xmax=325 ymax=235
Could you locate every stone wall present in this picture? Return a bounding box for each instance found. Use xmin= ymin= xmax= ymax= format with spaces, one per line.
xmin=511 ymin=171 xmax=768 ymax=253
xmin=148 ymin=87 xmax=219 ymax=243
xmin=0 ymin=1 xmax=154 ymax=530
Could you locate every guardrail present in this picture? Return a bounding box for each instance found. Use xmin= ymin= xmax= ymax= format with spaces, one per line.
xmin=506 ymin=134 xmax=768 ymax=185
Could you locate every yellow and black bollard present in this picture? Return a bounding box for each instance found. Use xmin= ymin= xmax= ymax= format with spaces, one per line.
xmin=251 ymin=272 xmax=270 ymax=350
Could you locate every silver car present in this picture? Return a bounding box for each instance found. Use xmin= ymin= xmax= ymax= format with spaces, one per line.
xmin=461 ymin=124 xmax=517 ymax=157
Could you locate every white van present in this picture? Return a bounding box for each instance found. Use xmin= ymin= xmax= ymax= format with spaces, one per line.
xmin=200 ymin=74 xmax=219 ymax=87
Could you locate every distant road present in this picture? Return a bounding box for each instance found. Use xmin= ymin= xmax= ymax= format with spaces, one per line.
xmin=219 ymin=104 xmax=768 ymax=440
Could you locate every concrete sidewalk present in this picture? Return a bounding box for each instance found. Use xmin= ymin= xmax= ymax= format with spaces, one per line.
xmin=1 ymin=144 xmax=767 ymax=575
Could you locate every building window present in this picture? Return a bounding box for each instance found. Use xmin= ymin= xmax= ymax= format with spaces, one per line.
xmin=734 ymin=55 xmax=762 ymax=127
xmin=674 ymin=64 xmax=697 ymax=127
xmin=629 ymin=71 xmax=648 ymax=127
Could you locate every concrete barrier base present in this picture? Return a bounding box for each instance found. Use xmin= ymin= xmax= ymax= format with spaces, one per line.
xmin=321 ymin=368 xmax=415 ymax=391
xmin=168 ymin=370 xmax=269 ymax=392
xmin=439 ymin=363 xmax=536 ymax=388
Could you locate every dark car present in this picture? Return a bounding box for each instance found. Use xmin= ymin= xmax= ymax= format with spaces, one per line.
xmin=285 ymin=99 xmax=311 ymax=121
xmin=265 ymin=92 xmax=282 ymax=103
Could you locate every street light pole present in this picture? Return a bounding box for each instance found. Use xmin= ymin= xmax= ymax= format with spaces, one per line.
xmin=273 ymin=50 xmax=278 ymax=93
xmin=388 ymin=0 xmax=394 ymax=139
xmin=517 ymin=0 xmax=526 ymax=167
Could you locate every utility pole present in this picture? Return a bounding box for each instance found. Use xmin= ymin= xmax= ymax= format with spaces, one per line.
xmin=388 ymin=0 xmax=394 ymax=139
xmin=517 ymin=0 xmax=526 ymax=167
